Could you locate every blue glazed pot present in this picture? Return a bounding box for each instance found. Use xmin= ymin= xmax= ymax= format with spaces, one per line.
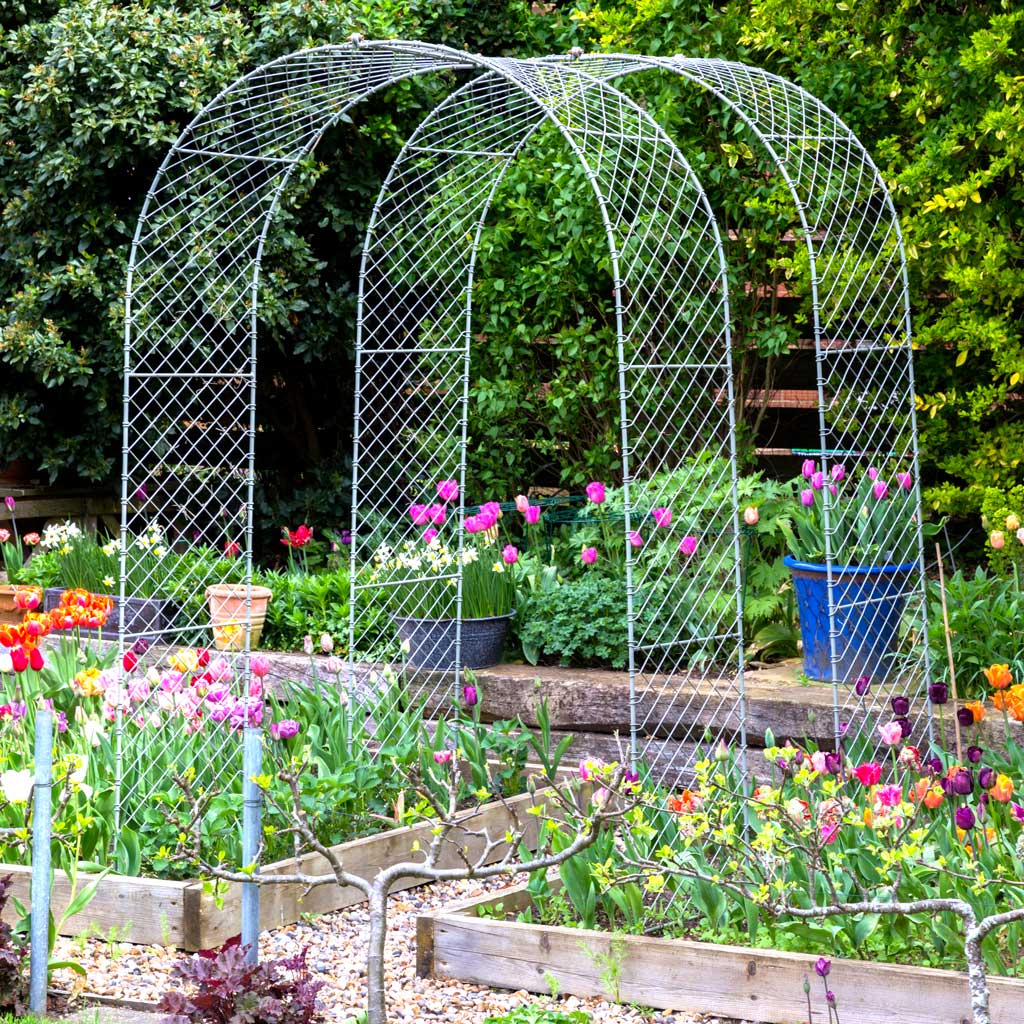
xmin=784 ymin=556 xmax=916 ymax=683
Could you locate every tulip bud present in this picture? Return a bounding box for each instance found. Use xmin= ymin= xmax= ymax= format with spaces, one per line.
xmin=320 ymin=632 xmax=334 ymax=654
xmin=743 ymin=506 xmax=759 ymax=526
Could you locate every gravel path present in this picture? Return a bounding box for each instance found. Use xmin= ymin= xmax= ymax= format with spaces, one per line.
xmin=55 ymin=876 xmax=753 ymax=1024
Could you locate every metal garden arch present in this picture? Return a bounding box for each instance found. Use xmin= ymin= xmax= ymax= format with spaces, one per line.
xmin=119 ymin=41 xmax=928 ymax=825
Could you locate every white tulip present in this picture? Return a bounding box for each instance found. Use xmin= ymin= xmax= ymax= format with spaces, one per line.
xmin=0 ymin=769 xmax=33 ymax=804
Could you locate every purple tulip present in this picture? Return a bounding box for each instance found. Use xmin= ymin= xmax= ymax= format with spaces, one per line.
xmin=966 ymin=745 xmax=983 ymax=764
xmin=801 ymin=459 xmax=816 ymax=479
xmin=895 ymin=716 xmax=911 ymax=739
xmin=811 ymin=470 xmax=825 ymax=491
xmin=463 ymin=684 xmax=478 ymax=707
xmin=928 ymin=682 xmax=949 ymax=705
xmin=1011 ymin=802 xmax=1024 ymax=824
xmin=269 ymin=719 xmax=300 ymax=741
xmin=824 ymin=752 xmax=842 ymax=775
xmin=800 ymin=489 xmax=815 ymax=507
xmin=924 ymin=754 xmax=944 ymax=775
xmin=956 ymin=707 xmax=975 ymax=727
xmin=979 ymin=766 xmax=995 ymax=790
xmin=814 ymin=957 xmax=831 ymax=978
xmin=890 ymin=695 xmax=910 ymax=716
xmin=951 ymin=769 xmax=974 ymax=795
xmin=854 ymin=675 xmax=871 ymax=696
xmin=3 ymin=496 xmax=14 ymax=512
xmin=955 ymin=806 xmax=975 ymax=831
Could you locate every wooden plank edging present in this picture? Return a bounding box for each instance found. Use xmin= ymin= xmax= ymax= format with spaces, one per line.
xmin=417 ymin=879 xmax=1023 ymax=1024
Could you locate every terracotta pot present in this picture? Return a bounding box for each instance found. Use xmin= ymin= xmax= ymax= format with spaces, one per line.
xmin=0 ymin=584 xmax=40 ymax=626
xmin=206 ymin=583 xmax=274 ymax=651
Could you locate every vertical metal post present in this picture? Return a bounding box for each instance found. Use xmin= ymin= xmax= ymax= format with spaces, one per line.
xmin=241 ymin=726 xmax=262 ymax=964
xmin=30 ymin=710 xmax=53 ymax=1014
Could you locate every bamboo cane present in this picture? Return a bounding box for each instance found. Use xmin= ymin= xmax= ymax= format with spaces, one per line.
xmin=935 ymin=542 xmax=963 ymax=762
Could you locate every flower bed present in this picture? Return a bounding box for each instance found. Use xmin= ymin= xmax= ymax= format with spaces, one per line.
xmin=417 ymin=878 xmax=1023 ymax=1024
xmin=0 ymin=787 xmax=550 ymax=948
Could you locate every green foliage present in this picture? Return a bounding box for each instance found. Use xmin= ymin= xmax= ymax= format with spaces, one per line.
xmin=483 ymin=1006 xmax=592 ymax=1024
xmin=927 ymin=567 xmax=1024 ymax=700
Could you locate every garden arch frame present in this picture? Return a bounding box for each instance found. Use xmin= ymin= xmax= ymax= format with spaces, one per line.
xmin=119 ymin=41 xmax=929 ymax=824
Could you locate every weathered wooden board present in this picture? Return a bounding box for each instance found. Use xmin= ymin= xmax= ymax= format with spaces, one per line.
xmin=1 ymin=865 xmax=190 ymax=946
xmin=419 ymin=881 xmax=1021 ymax=1024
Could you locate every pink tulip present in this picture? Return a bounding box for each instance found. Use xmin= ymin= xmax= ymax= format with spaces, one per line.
xmin=480 ymin=501 xmax=502 ymax=521
xmin=433 ymin=750 xmax=453 ymax=765
xmin=800 ymin=489 xmax=815 ymax=507
xmin=514 ymin=494 xmax=530 ymax=514
xmin=270 ymin=719 xmax=300 ymax=741
xmin=652 ymin=507 xmax=672 ymax=527
xmin=811 ymin=470 xmax=825 ymax=491
xmin=878 ymin=721 xmax=903 ymax=746
xmin=678 ymin=535 xmax=697 ymax=557
xmin=585 ymin=481 xmax=606 ymax=504
xmin=437 ymin=479 xmax=459 ymax=502
xmin=830 ymin=464 xmax=846 ymax=482
xmin=523 ymin=505 xmax=541 ymax=525
xmin=867 ymin=467 xmax=879 ymax=481
xmin=465 ymin=516 xmax=484 ymax=533
xmin=0 ymin=529 xmax=9 ymax=544
xmin=250 ymin=654 xmax=271 ymax=678
xmin=875 ymin=784 xmax=903 ymax=808
xmin=991 ymin=530 xmax=1006 ymax=550
xmin=743 ymin=507 xmax=759 ymax=526
xmin=872 ymin=480 xmax=889 ymax=501
xmin=801 ymin=459 xmax=816 ymax=479
xmin=896 ymin=471 xmax=913 ymax=490
xmin=502 ymin=544 xmax=519 ymax=564
xmin=423 ymin=527 xmax=438 ymax=544
xmin=627 ymin=531 xmax=644 ymax=548
xmin=409 ymin=504 xmax=430 ymax=525
xmin=428 ymin=503 xmax=447 ymax=525
xmin=581 ymin=547 xmax=598 ymax=565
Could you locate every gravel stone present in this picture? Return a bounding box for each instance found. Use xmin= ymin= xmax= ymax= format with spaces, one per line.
xmin=54 ymin=876 xmax=757 ymax=1023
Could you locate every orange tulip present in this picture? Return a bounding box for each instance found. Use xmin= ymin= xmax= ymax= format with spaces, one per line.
xmin=963 ymin=700 xmax=986 ymax=723
xmin=984 ymin=663 xmax=1013 ymax=689
xmin=989 ymin=774 xmax=1015 ymax=802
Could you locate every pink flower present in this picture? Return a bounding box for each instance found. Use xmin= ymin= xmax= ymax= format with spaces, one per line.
xmin=325 ymin=656 xmax=343 ymax=674
xmin=627 ymin=531 xmax=644 ymax=548
xmin=878 ymin=721 xmax=903 ymax=745
xmin=800 ymin=489 xmax=815 ymax=507
xmin=991 ymin=530 xmax=1005 ymax=551
xmin=828 ymin=484 xmax=838 ymax=497
xmin=809 ymin=751 xmax=828 ymax=773
xmin=867 ymin=466 xmax=879 ymax=480
xmin=160 ymin=670 xmax=184 ymax=693
xmin=875 ymin=784 xmax=903 ymax=808
xmin=428 ymin=503 xmax=447 ymax=525
xmin=502 ymin=544 xmax=519 ymax=564
xmin=678 ymin=535 xmax=698 ymax=557
xmin=830 ymin=464 xmax=846 ymax=482
xmin=585 ymin=481 xmax=606 ymax=504
xmin=433 ymin=750 xmax=453 ymax=765
xmin=423 ymin=527 xmax=438 ymax=544
xmin=579 ymin=757 xmax=606 ymax=781
xmin=514 ymin=494 xmax=530 ymax=514
xmin=437 ymin=479 xmax=459 ymax=502
xmin=872 ymin=480 xmax=889 ymax=501
xmin=207 ymin=657 xmax=232 ymax=683
xmin=581 ymin=547 xmax=598 ymax=565
xmin=811 ymin=471 xmax=825 ymax=491
xmin=652 ymin=507 xmax=672 ymax=527
xmin=0 ymin=529 xmax=9 ymax=543
xmin=480 ymin=501 xmax=502 ymax=521
xmin=23 ymin=532 xmax=39 ymax=546
xmin=743 ymin=507 xmax=759 ymax=526
xmin=852 ymin=762 xmax=882 ymax=786
xmin=250 ymin=654 xmax=271 ymax=678
xmin=801 ymin=459 xmax=816 ymax=479
xmin=409 ymin=504 xmax=430 ymax=525
xmin=465 ymin=515 xmax=484 ymax=533
xmin=523 ymin=505 xmax=541 ymax=525
xmin=269 ymin=719 xmax=300 ymax=740
xmin=896 ymin=471 xmax=913 ymax=490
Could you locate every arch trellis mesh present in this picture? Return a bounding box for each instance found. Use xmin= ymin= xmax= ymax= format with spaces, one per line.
xmin=117 ymin=41 xmax=927 ymax=837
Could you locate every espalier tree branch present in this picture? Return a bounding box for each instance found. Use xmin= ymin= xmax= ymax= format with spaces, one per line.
xmin=170 ymin=753 xmax=636 ymax=1024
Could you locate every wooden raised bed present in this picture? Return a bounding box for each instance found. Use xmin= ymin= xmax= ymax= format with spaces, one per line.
xmin=1 ymin=789 xmax=548 ymax=949
xmin=417 ymin=879 xmax=1023 ymax=1024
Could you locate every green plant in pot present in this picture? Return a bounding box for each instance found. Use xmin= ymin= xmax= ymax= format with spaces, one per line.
xmin=375 ymin=479 xmax=517 ymax=670
xmin=779 ymin=460 xmax=934 ymax=684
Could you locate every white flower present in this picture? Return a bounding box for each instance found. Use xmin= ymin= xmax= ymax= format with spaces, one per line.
xmin=462 ymin=549 xmax=479 ymax=565
xmin=491 ymin=562 xmax=505 ymax=574
xmin=0 ymin=769 xmax=33 ymax=804
xmin=1017 ymin=527 xmax=1024 ymax=546
xmin=400 ymin=639 xmax=411 ymax=654
xmin=153 ymin=546 xmax=166 ymax=558
xmin=0 ymin=652 xmax=12 ymax=673
xmin=102 ymin=575 xmax=115 ymax=589
xmin=40 ymin=520 xmax=82 ymax=550
xmin=82 ymin=717 xmax=106 ymax=747
xmin=65 ymin=754 xmax=87 ymax=787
